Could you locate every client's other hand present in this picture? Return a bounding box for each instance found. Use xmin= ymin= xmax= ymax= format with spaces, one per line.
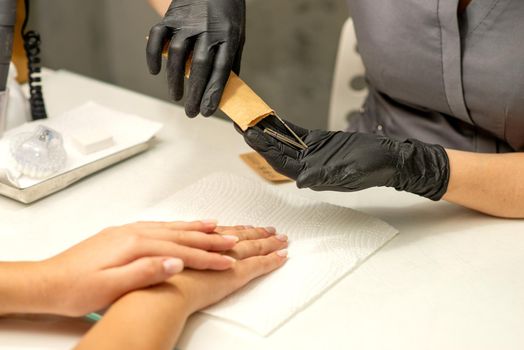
xmin=166 ymin=225 xmax=289 ymax=315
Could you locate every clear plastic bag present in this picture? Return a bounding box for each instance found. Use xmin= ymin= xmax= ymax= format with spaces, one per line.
xmin=10 ymin=125 xmax=67 ymax=178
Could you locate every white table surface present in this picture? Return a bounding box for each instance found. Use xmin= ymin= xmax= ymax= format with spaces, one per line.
xmin=0 ymin=70 xmax=523 ymax=350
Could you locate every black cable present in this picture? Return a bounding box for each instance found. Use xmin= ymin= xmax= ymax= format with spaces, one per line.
xmin=21 ymin=0 xmax=46 ymax=120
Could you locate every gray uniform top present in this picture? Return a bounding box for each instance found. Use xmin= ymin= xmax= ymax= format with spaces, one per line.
xmin=346 ymin=0 xmax=524 ymax=153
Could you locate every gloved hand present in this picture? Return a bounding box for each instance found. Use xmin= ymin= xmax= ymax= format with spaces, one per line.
xmin=241 ymin=116 xmax=450 ymax=200
xmin=146 ymin=0 xmax=246 ymax=118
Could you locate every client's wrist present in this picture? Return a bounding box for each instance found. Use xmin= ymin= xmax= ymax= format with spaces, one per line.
xmin=161 ymin=280 xmax=195 ymax=317
xmin=118 ymin=281 xmax=193 ymax=319
xmin=0 ymin=261 xmax=54 ymax=315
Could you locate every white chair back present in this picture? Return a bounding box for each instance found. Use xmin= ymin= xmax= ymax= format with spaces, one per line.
xmin=328 ymin=18 xmax=367 ymax=131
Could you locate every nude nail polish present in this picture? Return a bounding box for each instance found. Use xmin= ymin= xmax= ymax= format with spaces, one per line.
xmin=163 ymin=258 xmax=184 ymax=274
xmin=265 ymin=226 xmax=276 ymax=234
xmin=223 ymin=235 xmax=239 ymax=242
xmin=277 ymin=249 xmax=288 ymax=258
xmin=275 ymin=234 xmax=288 ymax=242
xmin=223 ymin=255 xmax=237 ymax=263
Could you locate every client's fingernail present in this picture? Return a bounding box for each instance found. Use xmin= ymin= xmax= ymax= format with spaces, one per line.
xmin=275 ymin=234 xmax=288 ymax=242
xmin=202 ymin=219 xmax=218 ymax=225
xmin=265 ymin=227 xmax=276 ymax=234
xmin=277 ymin=249 xmax=288 ymax=258
xmin=163 ymin=258 xmax=184 ymax=274
xmin=223 ymin=235 xmax=239 ymax=242
xmin=222 ymin=255 xmax=237 ymax=263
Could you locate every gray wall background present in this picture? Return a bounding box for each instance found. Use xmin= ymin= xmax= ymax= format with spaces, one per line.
xmin=30 ymin=0 xmax=348 ymax=129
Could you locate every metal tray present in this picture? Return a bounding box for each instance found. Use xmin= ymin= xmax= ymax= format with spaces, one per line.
xmin=0 ymin=138 xmax=154 ymax=204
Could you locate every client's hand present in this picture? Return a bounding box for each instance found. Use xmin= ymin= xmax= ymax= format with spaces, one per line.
xmin=37 ymin=221 xmax=239 ymax=316
xmin=166 ymin=225 xmax=289 ymax=315
xmin=74 ymin=226 xmax=288 ymax=350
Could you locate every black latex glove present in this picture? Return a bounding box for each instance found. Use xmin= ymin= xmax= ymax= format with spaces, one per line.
xmin=146 ymin=0 xmax=246 ymax=118
xmin=241 ymin=117 xmax=450 ymax=200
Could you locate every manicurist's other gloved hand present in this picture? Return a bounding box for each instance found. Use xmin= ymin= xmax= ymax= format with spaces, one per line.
xmin=146 ymin=0 xmax=246 ymax=118
xmin=241 ymin=116 xmax=450 ymax=200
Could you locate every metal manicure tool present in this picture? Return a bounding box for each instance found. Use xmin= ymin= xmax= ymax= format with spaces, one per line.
xmin=262 ymin=114 xmax=308 ymax=150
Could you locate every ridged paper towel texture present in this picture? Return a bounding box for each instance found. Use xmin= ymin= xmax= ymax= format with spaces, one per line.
xmin=139 ymin=173 xmax=398 ymax=335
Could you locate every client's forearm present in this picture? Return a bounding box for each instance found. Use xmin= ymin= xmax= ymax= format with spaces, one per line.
xmin=0 ymin=262 xmax=49 ymax=315
xmin=75 ymin=283 xmax=189 ymax=350
xmin=443 ymin=150 xmax=524 ymax=218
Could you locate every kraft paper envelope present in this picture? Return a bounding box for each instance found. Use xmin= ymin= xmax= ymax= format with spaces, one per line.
xmin=218 ymin=72 xmax=274 ymax=130
xmin=162 ymin=50 xmax=274 ymax=130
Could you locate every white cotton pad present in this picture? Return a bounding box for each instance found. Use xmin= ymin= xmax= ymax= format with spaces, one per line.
xmin=70 ymin=127 xmax=114 ymax=155
xmin=138 ymin=173 xmax=399 ymax=336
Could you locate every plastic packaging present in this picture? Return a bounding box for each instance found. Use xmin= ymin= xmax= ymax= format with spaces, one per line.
xmin=9 ymin=125 xmax=67 ymax=178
